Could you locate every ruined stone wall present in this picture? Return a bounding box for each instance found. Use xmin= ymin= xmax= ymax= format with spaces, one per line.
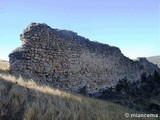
xmin=9 ymin=23 xmax=160 ymax=94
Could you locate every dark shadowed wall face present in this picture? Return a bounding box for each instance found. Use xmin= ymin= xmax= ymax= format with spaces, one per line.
xmin=9 ymin=23 xmax=160 ymax=94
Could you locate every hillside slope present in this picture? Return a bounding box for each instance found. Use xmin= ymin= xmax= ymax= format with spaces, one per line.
xmin=0 ymin=60 xmax=155 ymax=120
xmin=147 ymin=56 xmax=160 ymax=68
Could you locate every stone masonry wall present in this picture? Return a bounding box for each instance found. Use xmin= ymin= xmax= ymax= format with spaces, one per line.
xmin=9 ymin=23 xmax=160 ymax=94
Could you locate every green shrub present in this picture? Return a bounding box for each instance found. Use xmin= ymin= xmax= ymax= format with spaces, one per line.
xmin=116 ymin=77 xmax=131 ymax=94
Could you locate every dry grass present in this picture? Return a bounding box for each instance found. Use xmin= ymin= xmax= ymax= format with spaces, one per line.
xmin=0 ymin=60 xmax=9 ymax=71
xmin=0 ymin=61 xmax=156 ymax=120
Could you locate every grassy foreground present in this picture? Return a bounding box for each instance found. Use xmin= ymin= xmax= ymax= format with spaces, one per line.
xmin=0 ymin=61 xmax=156 ymax=120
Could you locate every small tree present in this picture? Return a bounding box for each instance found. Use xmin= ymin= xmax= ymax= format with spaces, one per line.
xmin=141 ymin=72 xmax=147 ymax=83
xmin=79 ymin=86 xmax=87 ymax=95
xmin=153 ymin=70 xmax=160 ymax=83
xmin=116 ymin=77 xmax=131 ymax=94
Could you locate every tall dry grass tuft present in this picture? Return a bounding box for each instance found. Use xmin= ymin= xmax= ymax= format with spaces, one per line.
xmin=0 ymin=61 xmax=156 ymax=120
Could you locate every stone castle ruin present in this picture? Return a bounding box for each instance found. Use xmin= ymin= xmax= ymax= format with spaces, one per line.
xmin=9 ymin=23 xmax=160 ymax=94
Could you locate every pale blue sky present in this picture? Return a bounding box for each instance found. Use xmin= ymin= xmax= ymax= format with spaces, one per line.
xmin=0 ymin=0 xmax=159 ymax=60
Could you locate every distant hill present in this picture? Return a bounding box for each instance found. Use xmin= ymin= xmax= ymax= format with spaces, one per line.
xmin=147 ymin=55 xmax=160 ymax=68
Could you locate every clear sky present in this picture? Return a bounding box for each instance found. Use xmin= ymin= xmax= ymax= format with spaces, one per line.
xmin=0 ymin=0 xmax=159 ymax=60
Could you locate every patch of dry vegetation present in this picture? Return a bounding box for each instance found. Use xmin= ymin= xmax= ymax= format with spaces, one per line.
xmin=0 ymin=61 xmax=156 ymax=120
xmin=0 ymin=60 xmax=9 ymax=72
